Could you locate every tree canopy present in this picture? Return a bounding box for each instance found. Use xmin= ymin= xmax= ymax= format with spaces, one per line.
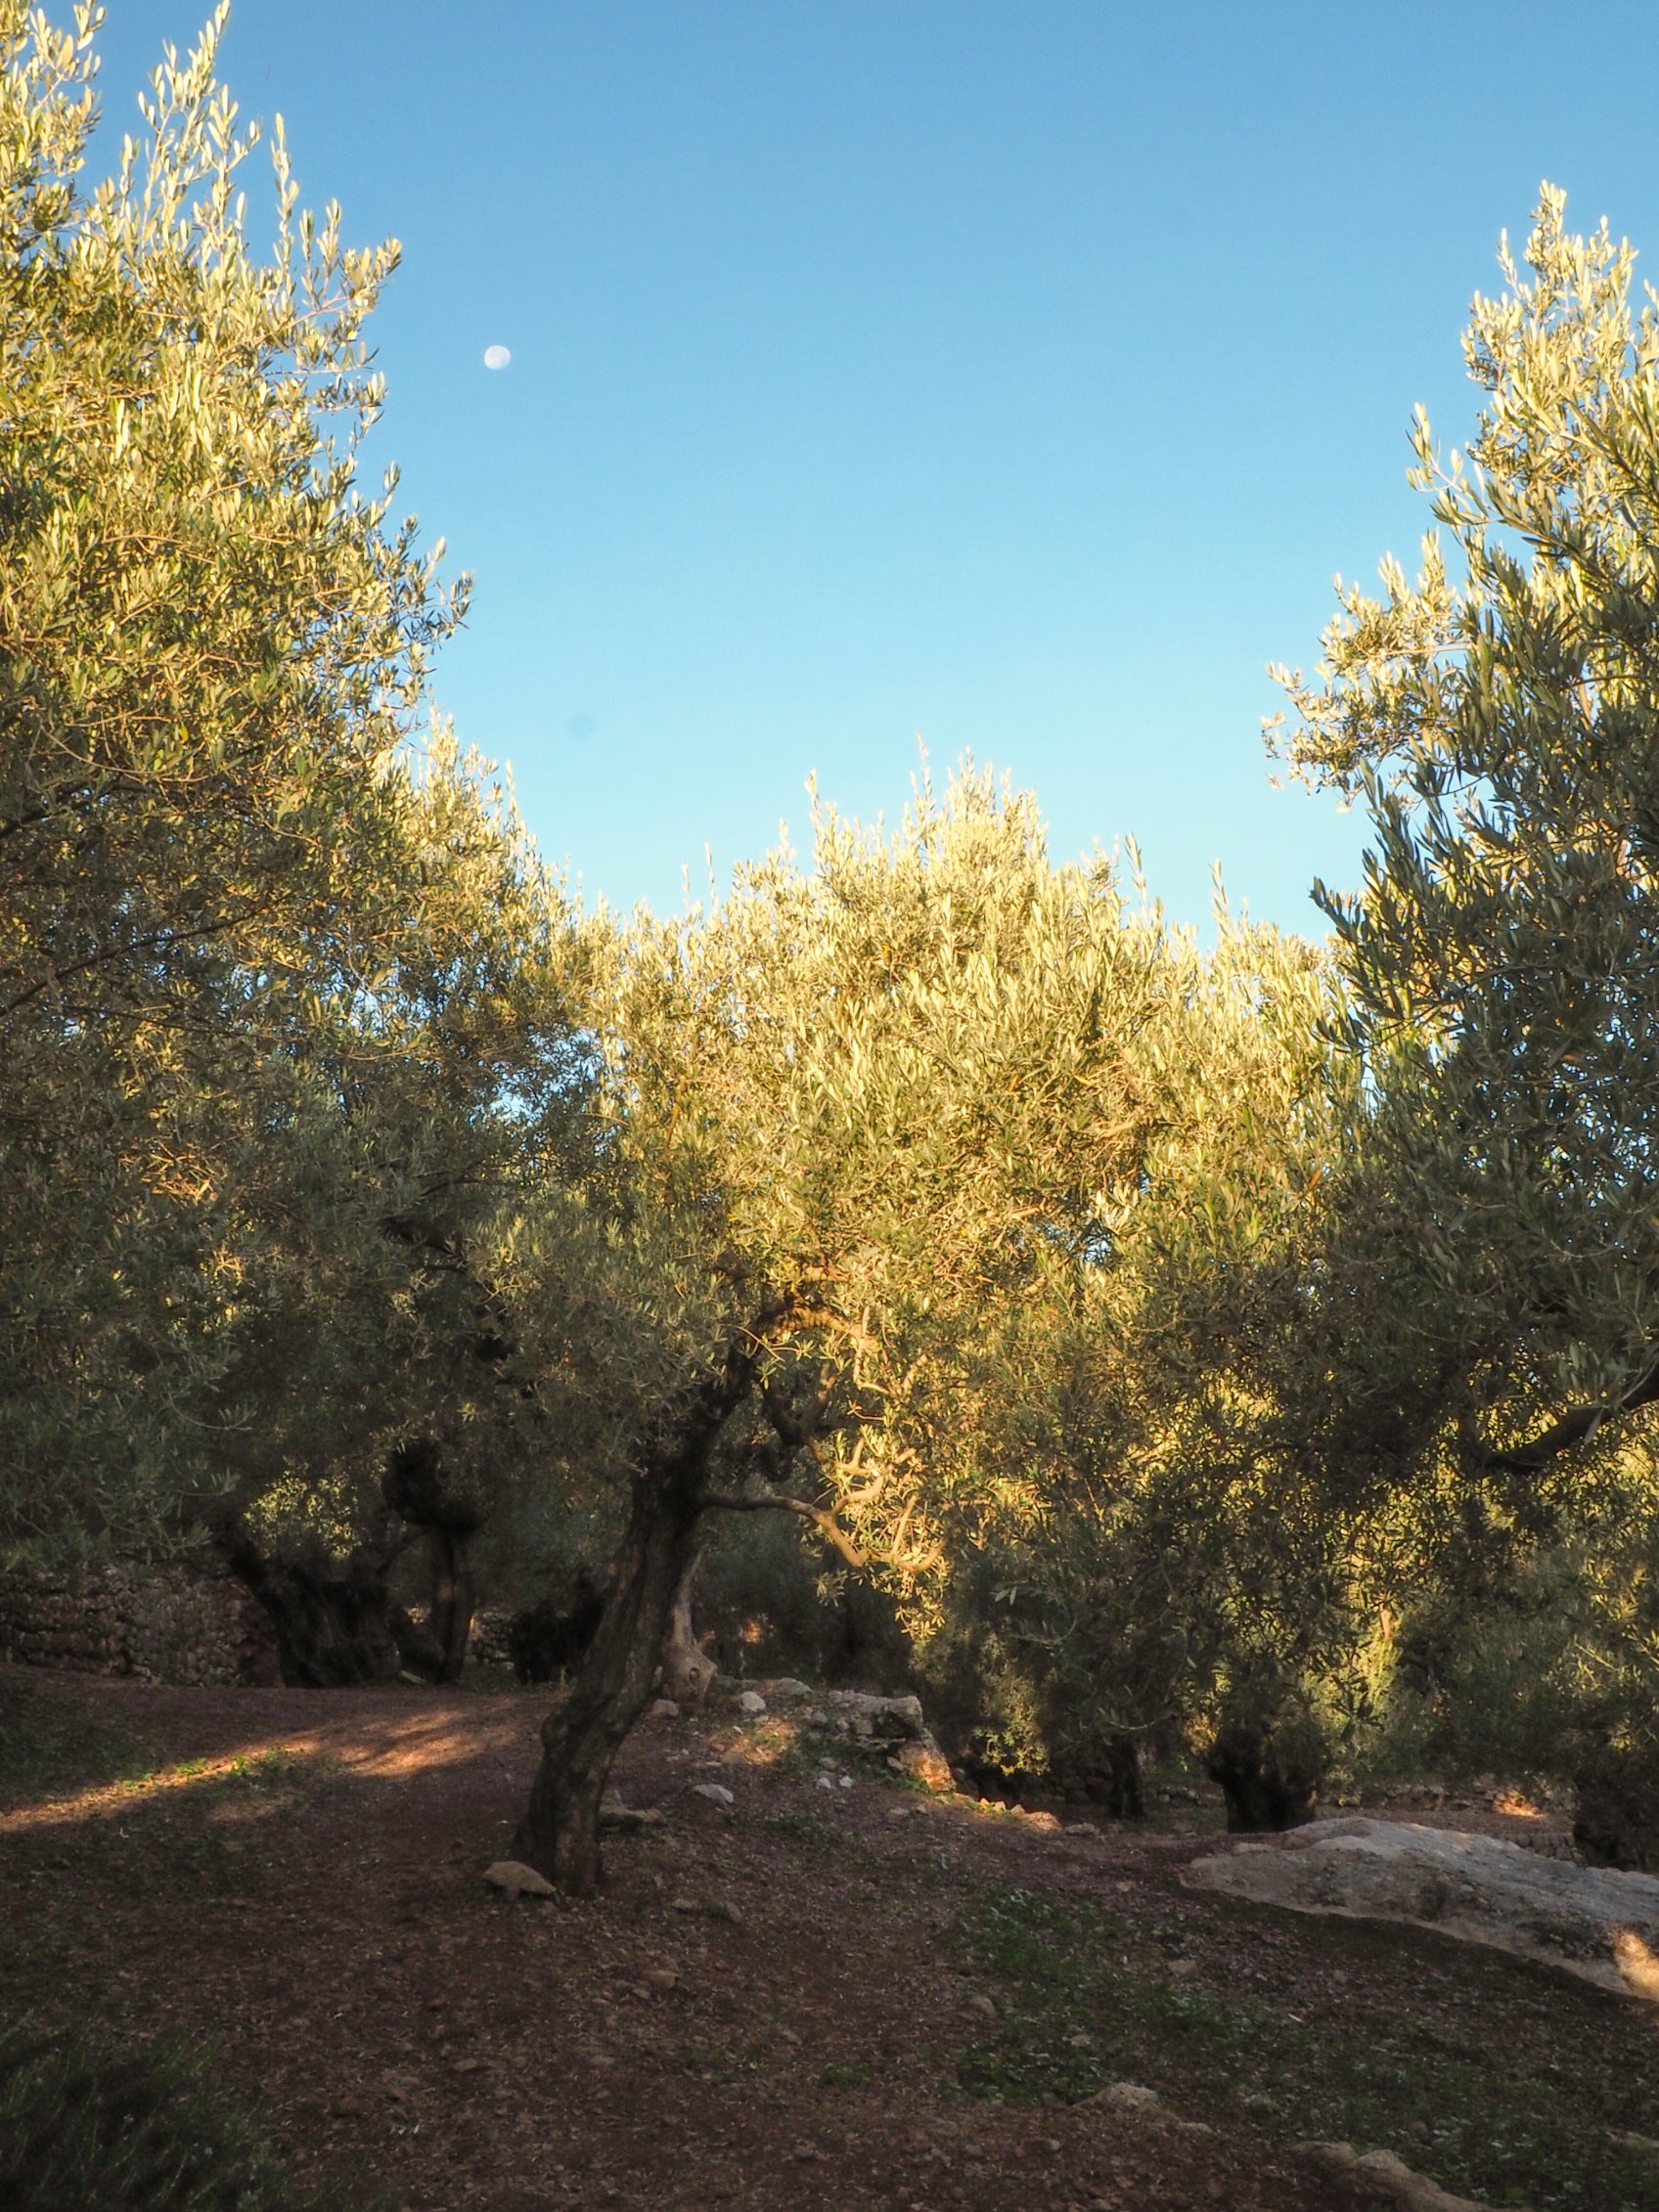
xmin=9 ymin=0 xmax=1659 ymax=1898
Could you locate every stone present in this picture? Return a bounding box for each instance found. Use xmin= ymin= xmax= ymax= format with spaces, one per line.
xmin=648 ymin=1699 xmax=681 ymax=1720
xmin=671 ymin=1894 xmax=740 ymax=1922
xmin=1093 ymin=2082 xmax=1162 ymax=2114
xmin=895 ymin=1740 xmax=955 ymax=1792
xmin=691 ymin=1782 xmax=735 ymax=1806
xmin=599 ymin=1793 xmax=669 ymax=1833
xmin=820 ymin=1690 xmax=955 ymax=1792
xmin=482 ymin=1860 xmax=555 ymax=1899
xmin=0 ymin=1557 xmax=276 ymax=1686
xmin=737 ymin=1689 xmax=768 ymax=1714
xmin=1184 ymin=1815 xmax=1659 ymax=2001
xmin=838 ymin=1774 xmax=854 ymax=1790
xmin=815 ymin=1774 xmax=834 ymax=1792
xmin=642 ymin=1968 xmax=680 ymax=1991
xmin=825 ymin=1689 xmax=929 ymax=1740
xmin=766 ymin=1677 xmax=814 ymax=1700
xmin=1298 ymin=2141 xmax=1521 ymax=2211
xmin=965 ymin=1993 xmax=997 ymax=2018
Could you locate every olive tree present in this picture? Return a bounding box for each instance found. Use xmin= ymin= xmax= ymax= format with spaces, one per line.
xmin=1263 ymin=188 xmax=1659 ymax=1841
xmin=0 ymin=5 xmax=587 ymax=1606
xmin=489 ymin=769 xmax=1195 ymax=1889
xmin=1272 ymin=185 xmax=1659 ymax=1490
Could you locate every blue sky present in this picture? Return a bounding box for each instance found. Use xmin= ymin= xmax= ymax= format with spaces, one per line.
xmin=89 ymin=2 xmax=1659 ymax=932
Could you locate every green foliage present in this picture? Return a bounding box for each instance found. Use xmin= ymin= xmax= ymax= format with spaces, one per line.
xmin=480 ymin=762 xmax=1371 ymax=1775
xmin=1357 ymin=1434 xmax=1659 ymax=1812
xmin=1273 ymin=182 xmax=1659 ymax=1470
xmin=0 ymin=4 xmax=587 ymax=1571
xmin=0 ymin=2021 xmax=369 ymax=2211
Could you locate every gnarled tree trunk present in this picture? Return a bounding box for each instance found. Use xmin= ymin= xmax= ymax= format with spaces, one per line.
xmin=661 ymin=1534 xmax=716 ymax=1708
xmin=382 ymin=1438 xmax=484 ymax=1685
xmin=215 ymin=1523 xmax=406 ymax=1687
xmin=510 ymin=1337 xmax=760 ymax=1894
xmin=424 ymin=1526 xmax=476 ymax=1683
xmin=215 ymin=1438 xmax=484 ymax=1689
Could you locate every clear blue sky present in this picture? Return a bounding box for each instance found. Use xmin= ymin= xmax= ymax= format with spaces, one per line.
xmin=89 ymin=2 xmax=1659 ymax=933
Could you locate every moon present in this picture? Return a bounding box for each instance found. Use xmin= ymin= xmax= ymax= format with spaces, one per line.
xmin=483 ymin=344 xmax=512 ymax=371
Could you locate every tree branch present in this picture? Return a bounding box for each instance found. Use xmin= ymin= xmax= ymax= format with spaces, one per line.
xmin=700 ymin=1487 xmax=869 ymax=1569
xmin=1480 ymin=1349 xmax=1659 ymax=1474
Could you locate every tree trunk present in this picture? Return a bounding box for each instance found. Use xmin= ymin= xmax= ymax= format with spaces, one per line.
xmin=1088 ymin=1734 xmax=1144 ymax=1819
xmin=661 ymin=1535 xmax=716 ymax=1707
xmin=216 ymin=1526 xmax=404 ymax=1687
xmin=510 ymin=1334 xmax=761 ymax=1894
xmin=426 ymin=1526 xmax=475 ymax=1684
xmin=1205 ymin=1712 xmax=1324 ymax=1833
xmin=509 ymin=1462 xmax=707 ymax=1893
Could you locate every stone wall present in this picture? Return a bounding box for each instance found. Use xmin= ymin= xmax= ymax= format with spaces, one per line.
xmin=0 ymin=1559 xmax=279 ymax=1686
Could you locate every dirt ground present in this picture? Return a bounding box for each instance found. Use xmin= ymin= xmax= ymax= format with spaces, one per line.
xmin=0 ymin=1665 xmax=1650 ymax=2211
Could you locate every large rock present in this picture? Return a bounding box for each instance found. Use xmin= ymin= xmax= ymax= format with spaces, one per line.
xmin=827 ymin=1689 xmax=929 ymax=1740
xmin=1299 ymin=2141 xmax=1523 ymax=2211
xmin=482 ymin=1859 xmax=555 ymax=1899
xmin=825 ymin=1690 xmax=955 ymax=1792
xmin=1184 ymin=1815 xmax=1659 ymax=2000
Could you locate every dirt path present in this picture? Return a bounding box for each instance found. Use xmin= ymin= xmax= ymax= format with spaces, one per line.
xmin=0 ymin=1667 xmax=1648 ymax=2210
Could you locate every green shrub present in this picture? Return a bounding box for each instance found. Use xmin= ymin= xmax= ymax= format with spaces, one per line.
xmin=0 ymin=2023 xmax=363 ymax=2212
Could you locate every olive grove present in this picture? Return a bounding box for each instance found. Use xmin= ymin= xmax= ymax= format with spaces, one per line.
xmin=10 ymin=0 xmax=1659 ymax=1896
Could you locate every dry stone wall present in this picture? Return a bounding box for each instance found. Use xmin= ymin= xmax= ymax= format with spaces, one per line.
xmin=0 ymin=1559 xmax=279 ymax=1685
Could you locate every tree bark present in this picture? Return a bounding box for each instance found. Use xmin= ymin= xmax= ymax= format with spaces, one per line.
xmin=215 ymin=1523 xmax=405 ymax=1687
xmin=381 ymin=1439 xmax=482 ymax=1684
xmin=425 ymin=1526 xmax=475 ymax=1684
xmin=510 ymin=1330 xmax=763 ymax=1894
xmin=661 ymin=1535 xmax=716 ymax=1707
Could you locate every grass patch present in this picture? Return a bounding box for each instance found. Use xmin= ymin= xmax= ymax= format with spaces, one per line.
xmin=950 ymin=1882 xmax=1659 ymax=2211
xmin=117 ymin=1747 xmax=335 ymax=1797
xmin=759 ymin=1808 xmax=843 ymax=1857
xmin=0 ymin=1682 xmax=164 ymax=1808
xmin=0 ymin=2021 xmax=380 ymax=2211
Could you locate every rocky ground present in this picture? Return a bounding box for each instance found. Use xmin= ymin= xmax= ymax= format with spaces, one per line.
xmin=2 ymin=1663 xmax=1657 ymax=2211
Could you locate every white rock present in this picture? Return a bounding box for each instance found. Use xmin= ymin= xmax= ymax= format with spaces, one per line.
xmin=1299 ymin=2140 xmax=1517 ymax=2211
xmin=815 ymin=1774 xmax=834 ymax=1792
xmin=738 ymin=1690 xmax=767 ymax=1715
xmin=691 ymin=1782 xmax=735 ymax=1806
xmin=766 ymin=1677 xmax=814 ymax=1700
xmin=838 ymin=1774 xmax=854 ymax=1790
xmin=825 ymin=1689 xmax=928 ymax=1740
xmin=482 ymin=1859 xmax=555 ymax=1899
xmin=1186 ymin=1816 xmax=1659 ymax=2002
xmin=648 ymin=1698 xmax=681 ymax=1719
